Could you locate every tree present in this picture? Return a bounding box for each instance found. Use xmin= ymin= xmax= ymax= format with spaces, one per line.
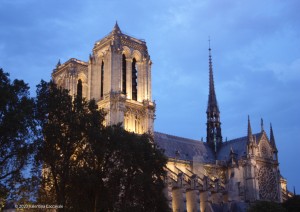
xmin=68 ymin=125 xmax=170 ymax=212
xmin=35 ymin=80 xmax=105 ymax=209
xmin=36 ymin=80 xmax=169 ymax=211
xmin=282 ymin=195 xmax=300 ymax=212
xmin=0 ymin=69 xmax=36 ymax=206
xmin=247 ymin=200 xmax=286 ymax=212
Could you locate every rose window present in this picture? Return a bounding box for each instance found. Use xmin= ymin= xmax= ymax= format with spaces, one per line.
xmin=258 ymin=166 xmax=278 ymax=200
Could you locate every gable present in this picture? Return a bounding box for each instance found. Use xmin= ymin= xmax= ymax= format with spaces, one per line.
xmin=257 ymin=133 xmax=273 ymax=159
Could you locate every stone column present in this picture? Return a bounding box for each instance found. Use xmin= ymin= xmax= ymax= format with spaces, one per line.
xmin=200 ymin=191 xmax=209 ymax=212
xmin=137 ymin=61 xmax=143 ymax=102
xmin=163 ymin=176 xmax=173 ymax=210
xmin=147 ymin=60 xmax=152 ymax=101
xmin=186 ymin=189 xmax=200 ymax=212
xmin=172 ymin=188 xmax=186 ymax=212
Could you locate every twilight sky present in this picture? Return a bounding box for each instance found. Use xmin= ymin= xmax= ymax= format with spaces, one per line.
xmin=1 ymin=0 xmax=299 ymax=192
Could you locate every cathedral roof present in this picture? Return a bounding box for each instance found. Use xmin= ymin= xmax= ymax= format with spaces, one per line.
xmin=217 ymin=132 xmax=262 ymax=161
xmin=155 ymin=131 xmax=264 ymax=164
xmin=216 ymin=136 xmax=248 ymax=161
xmin=154 ymin=132 xmax=215 ymax=163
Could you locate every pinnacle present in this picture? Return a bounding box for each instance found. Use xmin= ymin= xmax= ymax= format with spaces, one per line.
xmin=247 ymin=115 xmax=254 ymax=144
xmin=112 ymin=21 xmax=121 ymax=34
xmin=270 ymin=123 xmax=278 ymax=151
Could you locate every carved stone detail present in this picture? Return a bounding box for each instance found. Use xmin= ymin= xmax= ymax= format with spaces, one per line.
xmin=258 ymin=166 xmax=278 ymax=200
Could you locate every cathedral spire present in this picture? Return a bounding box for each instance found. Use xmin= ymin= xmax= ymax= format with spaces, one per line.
xmin=207 ymin=40 xmax=219 ymax=114
xmin=247 ymin=115 xmax=254 ymax=144
xmin=206 ymin=40 xmax=222 ymax=154
xmin=270 ymin=123 xmax=278 ymax=152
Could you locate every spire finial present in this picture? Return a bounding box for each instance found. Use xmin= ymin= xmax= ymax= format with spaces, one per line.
xmin=208 ymin=36 xmax=212 ymax=62
xmin=261 ymin=118 xmax=264 ymax=132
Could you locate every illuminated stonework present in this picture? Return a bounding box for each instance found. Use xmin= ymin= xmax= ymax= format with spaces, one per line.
xmin=52 ymin=23 xmax=155 ymax=134
xmin=51 ymin=23 xmax=288 ymax=212
xmin=261 ymin=146 xmax=268 ymax=157
xmin=258 ymin=166 xmax=278 ymax=200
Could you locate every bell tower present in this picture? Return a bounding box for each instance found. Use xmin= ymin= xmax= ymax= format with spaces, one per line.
xmin=87 ymin=23 xmax=155 ymax=134
xmin=206 ymin=43 xmax=222 ymax=153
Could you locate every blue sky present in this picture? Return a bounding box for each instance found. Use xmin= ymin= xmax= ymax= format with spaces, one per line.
xmin=1 ymin=0 xmax=299 ymax=192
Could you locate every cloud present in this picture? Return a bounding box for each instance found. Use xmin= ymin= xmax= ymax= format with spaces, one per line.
xmin=245 ymin=58 xmax=300 ymax=82
xmin=265 ymin=58 xmax=300 ymax=82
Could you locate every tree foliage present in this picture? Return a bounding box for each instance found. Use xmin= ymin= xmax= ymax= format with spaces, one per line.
xmin=247 ymin=200 xmax=286 ymax=212
xmin=35 ymin=80 xmax=169 ymax=211
xmin=68 ymin=125 xmax=169 ymax=212
xmin=35 ymin=80 xmax=105 ymax=208
xmin=0 ymin=68 xmax=35 ymax=205
xmin=282 ymin=195 xmax=300 ymax=212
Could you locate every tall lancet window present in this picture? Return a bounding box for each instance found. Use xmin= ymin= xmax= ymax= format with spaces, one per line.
xmin=77 ymin=79 xmax=82 ymax=99
xmin=122 ymin=54 xmax=126 ymax=94
xmin=132 ymin=58 xmax=138 ymax=101
xmin=100 ymin=60 xmax=104 ymax=98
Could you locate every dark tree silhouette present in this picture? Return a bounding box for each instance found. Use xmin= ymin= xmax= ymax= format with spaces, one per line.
xmin=35 ymin=80 xmax=169 ymax=211
xmin=0 ymin=69 xmax=35 ymax=205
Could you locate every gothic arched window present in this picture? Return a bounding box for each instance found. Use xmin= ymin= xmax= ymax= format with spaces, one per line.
xmin=122 ymin=54 xmax=126 ymax=94
xmin=100 ymin=60 xmax=104 ymax=98
xmin=132 ymin=58 xmax=137 ymax=101
xmin=77 ymin=79 xmax=82 ymax=99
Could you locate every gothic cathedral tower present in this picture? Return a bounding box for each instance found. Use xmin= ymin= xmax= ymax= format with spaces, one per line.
xmin=52 ymin=23 xmax=155 ymax=134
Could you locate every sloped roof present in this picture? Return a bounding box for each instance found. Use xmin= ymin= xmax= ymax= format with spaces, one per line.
xmin=216 ymin=136 xmax=248 ymax=161
xmin=154 ymin=131 xmax=264 ymax=163
xmin=215 ymin=132 xmax=262 ymax=161
xmin=154 ymin=132 xmax=215 ymax=163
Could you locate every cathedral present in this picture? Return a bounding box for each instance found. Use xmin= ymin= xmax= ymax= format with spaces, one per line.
xmin=52 ymin=23 xmax=291 ymax=212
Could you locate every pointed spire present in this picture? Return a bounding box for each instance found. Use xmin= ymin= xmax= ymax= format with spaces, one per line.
xmin=247 ymin=115 xmax=254 ymax=144
xmin=294 ymin=186 xmax=296 ymax=195
xmin=112 ymin=21 xmax=121 ymax=35
xmin=261 ymin=118 xmax=264 ymax=132
xmin=207 ymin=38 xmax=219 ymax=114
xmin=206 ymin=38 xmax=222 ymax=153
xmin=248 ymin=115 xmax=253 ymax=136
xmin=270 ymin=123 xmax=278 ymax=152
xmin=56 ymin=59 xmax=61 ymax=68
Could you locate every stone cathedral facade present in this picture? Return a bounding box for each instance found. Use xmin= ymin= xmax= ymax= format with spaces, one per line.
xmin=52 ymin=23 xmax=290 ymax=212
